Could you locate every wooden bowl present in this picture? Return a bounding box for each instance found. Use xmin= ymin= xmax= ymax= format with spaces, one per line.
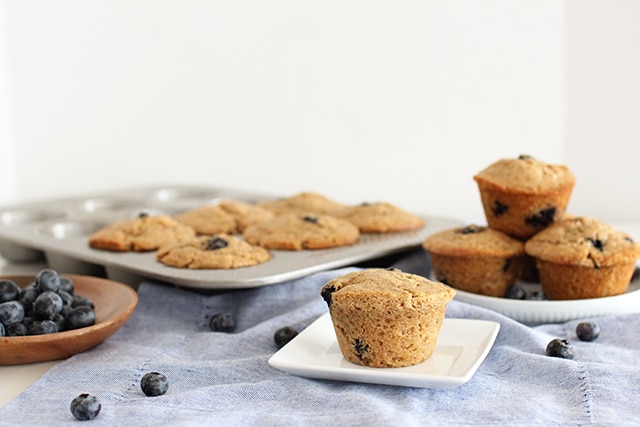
xmin=0 ymin=274 xmax=138 ymax=365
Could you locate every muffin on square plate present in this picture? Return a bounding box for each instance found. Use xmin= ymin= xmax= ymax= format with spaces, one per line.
xmin=320 ymin=268 xmax=455 ymax=368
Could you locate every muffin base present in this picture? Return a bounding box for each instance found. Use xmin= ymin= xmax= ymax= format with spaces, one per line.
xmin=430 ymin=253 xmax=523 ymax=297
xmin=330 ymin=305 xmax=447 ymax=368
xmin=476 ymin=181 xmax=573 ymax=239
xmin=537 ymin=260 xmax=635 ymax=300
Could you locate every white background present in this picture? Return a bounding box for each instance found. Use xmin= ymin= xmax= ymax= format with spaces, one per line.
xmin=0 ymin=0 xmax=639 ymax=224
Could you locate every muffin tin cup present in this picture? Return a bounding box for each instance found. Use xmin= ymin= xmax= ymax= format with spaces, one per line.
xmin=0 ymin=185 xmax=461 ymax=289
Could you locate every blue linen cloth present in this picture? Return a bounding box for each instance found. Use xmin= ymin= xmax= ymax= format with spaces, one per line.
xmin=1 ymin=251 xmax=639 ymax=426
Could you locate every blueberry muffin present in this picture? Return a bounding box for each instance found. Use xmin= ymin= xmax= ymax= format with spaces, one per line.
xmin=157 ymin=234 xmax=271 ymax=269
xmin=334 ymin=202 xmax=425 ymax=233
xmin=174 ymin=200 xmax=274 ymax=235
xmin=257 ymin=192 xmax=347 ymax=215
xmin=243 ymin=213 xmax=360 ymax=250
xmin=320 ymin=268 xmax=455 ymax=368
xmin=422 ymin=224 xmax=525 ymax=297
xmin=524 ymin=217 xmax=640 ymax=299
xmin=88 ymin=214 xmax=196 ymax=252
xmin=473 ymin=155 xmax=575 ymax=239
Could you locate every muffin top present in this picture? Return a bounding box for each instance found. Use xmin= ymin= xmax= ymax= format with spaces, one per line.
xmin=525 ymin=217 xmax=640 ymax=267
xmin=334 ymin=202 xmax=425 ymax=233
xmin=473 ymin=155 xmax=575 ymax=193
xmin=257 ymin=192 xmax=347 ymax=215
xmin=320 ymin=268 xmax=455 ymax=311
xmin=422 ymin=225 xmax=525 ymax=257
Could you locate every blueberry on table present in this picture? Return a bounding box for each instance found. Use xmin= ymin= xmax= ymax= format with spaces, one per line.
xmin=576 ymin=322 xmax=600 ymax=342
xmin=274 ymin=326 xmax=298 ymax=348
xmin=70 ymin=393 xmax=101 ymax=421
xmin=209 ymin=313 xmax=236 ymax=332
xmin=545 ymin=338 xmax=575 ymax=359
xmin=140 ymin=372 xmax=169 ymax=397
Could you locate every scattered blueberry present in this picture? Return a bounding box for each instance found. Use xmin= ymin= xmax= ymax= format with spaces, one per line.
xmin=504 ymin=284 xmax=527 ymax=300
xmin=70 ymin=393 xmax=101 ymax=421
xmin=576 ymin=322 xmax=600 ymax=342
xmin=209 ymin=313 xmax=236 ymax=332
xmin=274 ymin=326 xmax=298 ymax=348
xmin=545 ymin=338 xmax=575 ymax=359
xmin=140 ymin=372 xmax=169 ymax=397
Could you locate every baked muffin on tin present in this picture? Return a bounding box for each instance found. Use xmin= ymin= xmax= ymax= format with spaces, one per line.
xmin=525 ymin=216 xmax=640 ymax=300
xmin=422 ymin=224 xmax=525 ymax=297
xmin=474 ymin=155 xmax=575 ymax=239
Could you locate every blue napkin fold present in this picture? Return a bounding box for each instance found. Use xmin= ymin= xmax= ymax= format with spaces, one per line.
xmin=1 ymin=252 xmax=639 ymax=426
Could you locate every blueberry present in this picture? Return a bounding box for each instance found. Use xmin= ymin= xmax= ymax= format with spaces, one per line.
xmin=545 ymin=338 xmax=575 ymax=359
xmin=274 ymin=326 xmax=298 ymax=348
xmin=518 ymin=154 xmax=534 ymax=160
xmin=65 ymin=306 xmax=96 ymax=330
xmin=35 ymin=268 xmax=60 ymax=293
xmin=525 ymin=207 xmax=557 ymax=228
xmin=70 ymin=393 xmax=101 ymax=421
xmin=458 ymin=225 xmax=485 ymax=234
xmin=6 ymin=322 xmax=27 ymax=336
xmin=528 ymin=291 xmax=548 ymax=301
xmin=0 ymin=322 xmax=4 ymax=336
xmin=587 ymin=238 xmax=604 ymax=252
xmin=33 ymin=291 xmax=63 ymax=320
xmin=302 ymin=215 xmax=318 ymax=224
xmin=58 ymin=276 xmax=75 ymax=294
xmin=0 ymin=301 xmax=25 ymax=326
xmin=504 ymin=284 xmax=527 ymax=300
xmin=576 ymin=322 xmax=600 ymax=342
xmin=72 ymin=295 xmax=95 ymax=310
xmin=28 ymin=319 xmax=58 ymax=335
xmin=353 ymin=338 xmax=369 ymax=358
xmin=58 ymin=290 xmax=74 ymax=307
xmin=205 ymin=237 xmax=228 ymax=251
xmin=491 ymin=200 xmax=508 ymax=217
xmin=140 ymin=372 xmax=169 ymax=397
xmin=18 ymin=286 xmax=39 ymax=313
xmin=209 ymin=312 xmax=236 ymax=332
xmin=320 ymin=285 xmax=336 ymax=307
xmin=0 ymin=279 xmax=20 ymax=303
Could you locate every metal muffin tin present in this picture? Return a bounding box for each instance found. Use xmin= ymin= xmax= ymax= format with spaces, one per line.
xmin=0 ymin=185 xmax=462 ymax=289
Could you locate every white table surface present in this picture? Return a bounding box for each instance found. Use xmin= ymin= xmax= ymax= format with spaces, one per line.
xmin=2 ymin=221 xmax=639 ymax=408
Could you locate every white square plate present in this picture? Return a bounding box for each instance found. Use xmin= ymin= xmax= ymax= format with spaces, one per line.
xmin=268 ymin=313 xmax=500 ymax=389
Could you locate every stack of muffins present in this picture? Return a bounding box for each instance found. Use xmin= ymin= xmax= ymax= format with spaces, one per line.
xmin=423 ymin=155 xmax=640 ymax=300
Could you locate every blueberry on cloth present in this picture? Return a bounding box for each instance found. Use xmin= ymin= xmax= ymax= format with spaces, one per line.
xmin=274 ymin=326 xmax=299 ymax=348
xmin=545 ymin=338 xmax=575 ymax=359
xmin=0 ymin=300 xmax=25 ymax=326
xmin=209 ymin=312 xmax=236 ymax=332
xmin=35 ymin=268 xmax=60 ymax=293
xmin=70 ymin=393 xmax=101 ymax=421
xmin=0 ymin=279 xmax=20 ymax=303
xmin=141 ymin=372 xmax=169 ymax=397
xmin=576 ymin=322 xmax=600 ymax=342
